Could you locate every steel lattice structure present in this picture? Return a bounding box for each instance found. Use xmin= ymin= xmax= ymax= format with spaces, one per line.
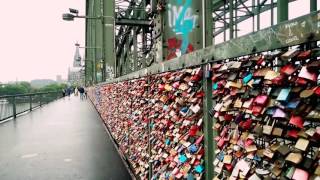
xmin=85 ymin=0 xmax=317 ymax=84
xmin=85 ymin=1 xmax=319 ymax=180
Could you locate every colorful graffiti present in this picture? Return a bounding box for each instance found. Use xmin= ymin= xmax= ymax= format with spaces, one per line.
xmin=167 ymin=37 xmax=194 ymax=60
xmin=167 ymin=0 xmax=198 ymax=60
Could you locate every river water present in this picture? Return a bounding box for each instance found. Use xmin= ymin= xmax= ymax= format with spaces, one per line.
xmin=0 ymin=101 xmax=40 ymax=120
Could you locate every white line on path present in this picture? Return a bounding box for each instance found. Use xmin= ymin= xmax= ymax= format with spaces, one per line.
xmin=64 ymin=158 xmax=72 ymax=162
xmin=21 ymin=153 xmax=38 ymax=159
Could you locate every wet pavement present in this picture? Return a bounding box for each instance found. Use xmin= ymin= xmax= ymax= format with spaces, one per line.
xmin=0 ymin=96 xmax=131 ymax=180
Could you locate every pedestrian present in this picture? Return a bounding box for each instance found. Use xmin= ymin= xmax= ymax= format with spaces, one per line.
xmin=62 ymin=89 xmax=66 ymax=98
xmin=74 ymin=87 xmax=79 ymax=96
xmin=66 ymin=87 xmax=72 ymax=99
xmin=79 ymin=86 xmax=85 ymax=100
xmin=84 ymin=87 xmax=87 ymax=99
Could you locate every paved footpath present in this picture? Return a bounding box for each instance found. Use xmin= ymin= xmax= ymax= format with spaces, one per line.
xmin=0 ymin=96 xmax=131 ymax=180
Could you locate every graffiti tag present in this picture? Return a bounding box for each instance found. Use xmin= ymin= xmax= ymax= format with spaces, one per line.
xmin=167 ymin=0 xmax=198 ymax=54
xmin=105 ymin=66 xmax=115 ymax=78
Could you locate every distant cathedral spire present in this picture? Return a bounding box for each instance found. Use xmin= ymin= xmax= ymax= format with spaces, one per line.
xmin=73 ymin=42 xmax=82 ymax=67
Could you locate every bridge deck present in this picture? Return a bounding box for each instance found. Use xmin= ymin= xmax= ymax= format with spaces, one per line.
xmin=0 ymin=96 xmax=130 ymax=180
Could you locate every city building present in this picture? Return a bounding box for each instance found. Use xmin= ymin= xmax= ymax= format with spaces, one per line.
xmin=67 ymin=67 xmax=85 ymax=86
xmin=56 ymin=75 xmax=62 ymax=83
xmin=73 ymin=44 xmax=82 ymax=67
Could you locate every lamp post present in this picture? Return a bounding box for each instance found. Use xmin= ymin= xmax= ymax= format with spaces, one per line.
xmin=62 ymin=8 xmax=105 ymax=21
xmin=81 ymin=59 xmax=94 ymax=86
xmin=75 ymin=42 xmax=104 ymax=85
xmin=63 ymin=8 xmax=115 ymax=84
xmin=62 ymin=8 xmax=115 ymax=21
xmin=75 ymin=42 xmax=102 ymax=50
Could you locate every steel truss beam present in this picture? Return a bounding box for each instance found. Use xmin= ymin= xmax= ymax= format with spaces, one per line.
xmin=115 ymin=0 xmax=154 ymax=76
xmin=116 ymin=18 xmax=152 ymax=26
xmin=102 ymin=11 xmax=320 ymax=84
xmin=213 ymin=0 xmax=297 ymax=37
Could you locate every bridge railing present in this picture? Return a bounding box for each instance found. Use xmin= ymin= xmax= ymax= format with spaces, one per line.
xmin=0 ymin=91 xmax=63 ymax=122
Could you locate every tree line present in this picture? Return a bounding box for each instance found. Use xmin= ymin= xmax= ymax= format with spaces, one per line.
xmin=0 ymin=82 xmax=68 ymax=96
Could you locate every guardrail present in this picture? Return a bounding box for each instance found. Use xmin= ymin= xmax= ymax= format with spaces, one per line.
xmin=0 ymin=91 xmax=63 ymax=122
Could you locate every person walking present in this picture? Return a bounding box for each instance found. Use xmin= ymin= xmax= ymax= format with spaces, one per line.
xmin=66 ymin=87 xmax=72 ymax=99
xmin=62 ymin=89 xmax=66 ymax=98
xmin=78 ymin=86 xmax=85 ymax=100
xmin=84 ymin=87 xmax=87 ymax=99
xmin=74 ymin=87 xmax=79 ymax=96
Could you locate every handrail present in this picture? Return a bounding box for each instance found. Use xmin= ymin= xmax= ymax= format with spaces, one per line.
xmin=0 ymin=91 xmax=63 ymax=121
xmin=0 ymin=91 xmax=60 ymax=99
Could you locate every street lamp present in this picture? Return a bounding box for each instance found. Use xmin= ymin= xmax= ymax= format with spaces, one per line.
xmin=63 ymin=8 xmax=115 ymax=84
xmin=75 ymin=43 xmax=104 ymax=85
xmin=75 ymin=42 xmax=102 ymax=50
xmin=69 ymin=8 xmax=79 ymax=15
xmin=62 ymin=8 xmax=113 ymax=21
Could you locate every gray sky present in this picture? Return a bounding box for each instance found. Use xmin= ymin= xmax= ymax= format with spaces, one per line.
xmin=0 ymin=0 xmax=85 ymax=82
xmin=0 ymin=0 xmax=316 ymax=82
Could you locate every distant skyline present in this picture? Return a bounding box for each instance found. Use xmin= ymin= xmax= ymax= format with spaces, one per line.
xmin=0 ymin=0 xmax=85 ymax=83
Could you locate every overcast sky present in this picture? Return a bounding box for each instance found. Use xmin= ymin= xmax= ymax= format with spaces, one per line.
xmin=0 ymin=0 xmax=85 ymax=82
xmin=0 ymin=0 xmax=317 ymax=83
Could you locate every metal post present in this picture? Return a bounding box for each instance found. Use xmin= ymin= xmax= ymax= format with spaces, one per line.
xmin=271 ymin=0 xmax=274 ymax=25
xmin=310 ymin=0 xmax=317 ymax=48
xmin=124 ymin=58 xmax=129 ymax=75
xmin=39 ymin=94 xmax=42 ymax=107
xmin=85 ymin=2 xmax=88 ymax=86
xmin=94 ymin=0 xmax=103 ymax=83
xmin=128 ymin=81 xmax=132 ymax=163
xmin=147 ymin=77 xmax=152 ymax=180
xmin=235 ymin=0 xmax=238 ymax=38
xmin=100 ymin=0 xmax=106 ymax=82
xmin=103 ymin=0 xmax=115 ymax=79
xmin=88 ymin=2 xmax=93 ymax=84
xmin=85 ymin=1 xmax=95 ymax=85
xmin=310 ymin=0 xmax=317 ymax=12
xmin=93 ymin=35 xmax=97 ymax=83
xmin=141 ymin=0 xmax=147 ymax=70
xmin=93 ymin=0 xmax=97 ymax=83
xmin=91 ymin=0 xmax=97 ymax=84
xmin=213 ymin=19 xmax=216 ymax=44
xmin=229 ymin=0 xmax=234 ymax=39
xmin=252 ymin=0 xmax=255 ymax=32
xmin=257 ymin=0 xmax=260 ymax=31
xmin=202 ymin=0 xmax=213 ymax=179
xmin=203 ymin=65 xmax=213 ymax=180
xmin=12 ymin=96 xmax=16 ymax=118
xmin=133 ymin=28 xmax=138 ymax=71
xmin=125 ymin=40 xmax=131 ymax=74
xmin=85 ymin=59 xmax=87 ymax=86
xmin=276 ymin=0 xmax=288 ymax=69
xmin=85 ymin=60 xmax=91 ymax=86
xmin=203 ymin=0 xmax=213 ymax=46
xmin=120 ymin=54 xmax=125 ymax=76
xmin=223 ymin=3 xmax=226 ymax=41
xmin=277 ymin=0 xmax=288 ymax=23
xmin=29 ymin=95 xmax=32 ymax=111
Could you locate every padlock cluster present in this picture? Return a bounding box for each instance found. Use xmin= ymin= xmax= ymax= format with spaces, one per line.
xmin=88 ymin=46 xmax=320 ymax=180
xmin=89 ymin=68 xmax=205 ymax=179
xmin=148 ymin=68 xmax=205 ymax=179
xmin=211 ymin=48 xmax=320 ymax=180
